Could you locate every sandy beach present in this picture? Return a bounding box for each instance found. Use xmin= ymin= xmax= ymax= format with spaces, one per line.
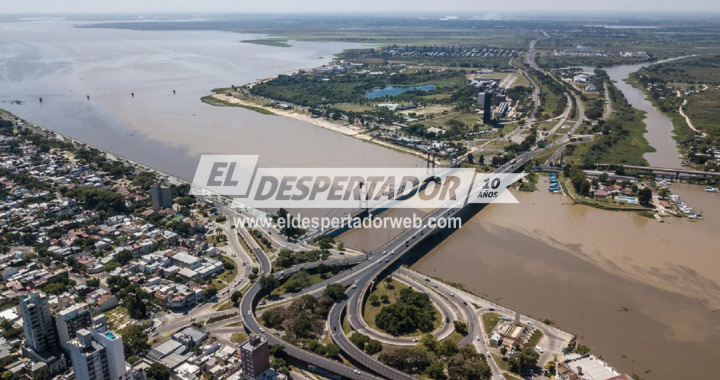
xmin=211 ymin=93 xmax=434 ymax=161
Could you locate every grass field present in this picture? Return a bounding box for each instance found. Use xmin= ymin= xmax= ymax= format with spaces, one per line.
xmin=208 ymin=256 xmax=238 ymax=291
xmin=525 ymin=330 xmax=544 ymax=349
xmin=684 ymin=87 xmax=720 ymax=137
xmin=332 ymin=103 xmax=374 ymax=112
xmin=482 ymin=312 xmax=502 ymax=335
xmin=231 ymin=333 xmax=249 ymax=344
xmin=270 ymin=272 xmax=335 ymax=296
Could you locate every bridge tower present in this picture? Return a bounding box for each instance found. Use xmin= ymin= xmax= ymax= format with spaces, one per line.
xmin=358 ymin=182 xmax=369 ymax=217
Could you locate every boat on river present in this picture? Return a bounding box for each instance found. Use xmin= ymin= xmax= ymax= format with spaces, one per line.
xmin=705 ymin=186 xmax=719 ymax=193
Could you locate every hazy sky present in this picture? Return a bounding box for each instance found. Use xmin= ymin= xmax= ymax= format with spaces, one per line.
xmin=0 ymin=0 xmax=718 ymax=14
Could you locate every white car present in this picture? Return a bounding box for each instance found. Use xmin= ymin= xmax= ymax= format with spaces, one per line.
xmin=450 ymin=293 xmax=454 ymax=297
xmin=352 ymin=284 xmax=357 ymax=289
xmin=260 ymin=328 xmax=265 ymax=333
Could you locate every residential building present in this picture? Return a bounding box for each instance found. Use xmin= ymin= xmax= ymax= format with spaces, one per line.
xmin=56 ymin=303 xmax=93 ymax=352
xmin=241 ymin=335 xmax=270 ymax=380
xmin=68 ymin=328 xmax=129 ymax=380
xmin=150 ymin=183 xmax=173 ymax=211
xmin=19 ymin=292 xmax=66 ymax=374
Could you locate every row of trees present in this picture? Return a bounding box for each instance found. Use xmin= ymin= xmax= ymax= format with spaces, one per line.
xmin=379 ymin=339 xmax=492 ymax=380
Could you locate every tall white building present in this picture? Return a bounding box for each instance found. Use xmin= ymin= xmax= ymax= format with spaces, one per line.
xmin=68 ymin=328 xmax=129 ymax=380
xmin=20 ymin=292 xmax=66 ymax=373
xmin=20 ymin=292 xmax=58 ymax=353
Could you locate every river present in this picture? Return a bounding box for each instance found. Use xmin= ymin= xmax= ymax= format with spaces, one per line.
xmin=340 ymin=60 xmax=719 ymax=379
xmin=603 ymin=62 xmax=684 ymax=168
xmin=0 ymin=20 xmax=422 ymax=179
xmin=4 ymin=20 xmax=717 ymax=379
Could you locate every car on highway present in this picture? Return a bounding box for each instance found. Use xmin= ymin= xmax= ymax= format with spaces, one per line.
xmin=247 ymin=310 xmax=251 ymax=315
xmin=352 ymin=284 xmax=357 ymax=289
xmin=450 ymin=293 xmax=454 ymax=297
xmin=485 ymin=351 xmax=490 ymax=357
xmin=333 ymin=326 xmax=337 ymax=331
xmin=476 ymin=336 xmax=480 ymax=341
xmin=353 ymin=370 xmax=361 ymax=375
xmin=412 ymin=338 xmax=419 ymax=342
xmin=260 ymin=328 xmax=265 ymax=333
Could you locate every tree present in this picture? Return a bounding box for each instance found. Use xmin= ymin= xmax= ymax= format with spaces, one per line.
xmin=269 ymin=344 xmax=286 ymax=356
xmin=425 ymin=362 xmax=447 ymax=380
xmin=2 ymin=371 xmax=14 ymax=380
xmin=500 ymin=346 xmax=508 ymax=357
xmin=86 ymin=278 xmax=101 ymax=288
xmin=231 ymin=291 xmax=243 ymax=305
xmin=509 ymin=347 xmax=539 ymax=375
xmin=349 ymin=333 xmax=370 ymax=350
xmin=576 ymin=345 xmax=591 ymax=355
xmin=325 ymin=343 xmax=340 ymax=358
xmin=147 ymin=363 xmax=172 ymax=380
xmin=365 ymin=339 xmax=383 ymax=355
xmin=121 ymin=324 xmax=150 ymax=357
xmin=125 ymin=290 xmax=148 ymax=320
xmin=419 ymin=334 xmax=438 ymax=353
xmin=376 ymin=288 xmax=436 ymax=336
xmin=434 ymin=340 xmax=457 ymax=358
xmin=323 ymin=283 xmax=346 ymax=302
xmin=259 ymin=275 xmax=280 ymax=293
xmin=368 ymin=294 xmax=380 ymax=307
xmin=453 ymin=321 xmax=469 ymax=336
xmin=0 ymin=319 xmax=11 ymax=335
xmin=33 ymin=367 xmax=50 ymax=380
xmin=638 ymin=187 xmax=652 ymax=205
xmin=204 ymin=286 xmax=218 ymax=299
xmin=383 ymin=276 xmax=393 ymax=289
xmin=380 ymin=294 xmax=389 ymax=303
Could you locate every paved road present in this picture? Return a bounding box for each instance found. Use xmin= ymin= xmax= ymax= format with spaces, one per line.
xmin=603 ymin=82 xmax=613 ymax=120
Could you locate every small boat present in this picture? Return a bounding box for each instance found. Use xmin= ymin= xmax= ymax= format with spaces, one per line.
xmin=654 ymin=214 xmax=664 ymax=222
xmin=705 ymin=186 xmax=719 ymax=193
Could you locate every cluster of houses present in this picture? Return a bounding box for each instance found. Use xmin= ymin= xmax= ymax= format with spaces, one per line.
xmin=554 ymin=49 xmax=648 ymax=59
xmin=378 ymin=45 xmax=520 ymax=58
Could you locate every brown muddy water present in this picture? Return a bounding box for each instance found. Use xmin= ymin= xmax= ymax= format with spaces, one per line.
xmin=0 ymin=21 xmax=422 ymax=180
xmin=342 ymin=179 xmax=720 ymax=380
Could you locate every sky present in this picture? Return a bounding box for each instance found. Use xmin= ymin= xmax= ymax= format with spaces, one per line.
xmin=0 ymin=0 xmax=718 ymax=14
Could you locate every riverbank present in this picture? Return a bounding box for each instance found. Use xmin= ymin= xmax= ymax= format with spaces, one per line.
xmin=410 ymin=181 xmax=720 ymax=380
xmin=625 ymin=74 xmax=690 ymax=154
xmin=0 ymin=109 xmax=187 ymax=186
xmin=204 ymin=91 xmax=436 ymax=162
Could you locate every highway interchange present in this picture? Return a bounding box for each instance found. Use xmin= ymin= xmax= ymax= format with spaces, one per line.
xmin=157 ymin=33 xmax=586 ymax=380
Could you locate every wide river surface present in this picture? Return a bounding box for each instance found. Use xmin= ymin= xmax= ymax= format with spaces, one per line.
xmin=3 ymin=20 xmax=718 ymax=380
xmin=0 ymin=20 xmax=422 ymax=178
